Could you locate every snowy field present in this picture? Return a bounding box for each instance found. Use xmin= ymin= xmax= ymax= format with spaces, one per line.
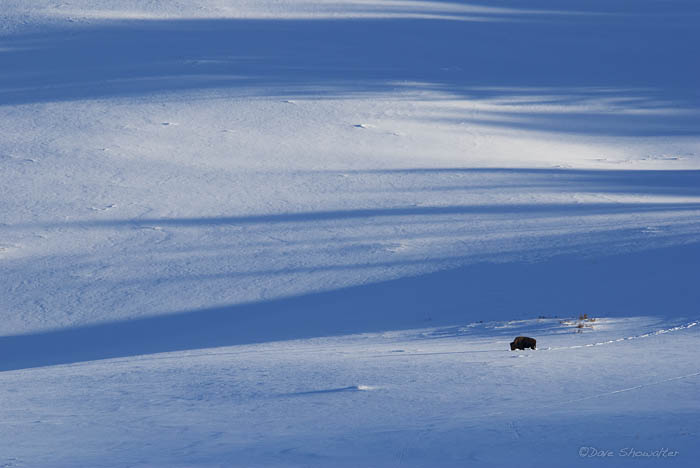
xmin=1 ymin=1 xmax=699 ymax=466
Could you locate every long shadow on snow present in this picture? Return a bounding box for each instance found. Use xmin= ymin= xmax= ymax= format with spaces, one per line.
xmin=318 ymin=168 xmax=700 ymax=198
xmin=2 ymin=241 xmax=699 ymax=372
xmin=9 ymin=201 xmax=700 ymax=231
xmin=1 ymin=1 xmax=699 ymax=136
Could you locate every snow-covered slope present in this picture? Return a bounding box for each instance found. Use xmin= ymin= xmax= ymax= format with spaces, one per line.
xmin=1 ymin=1 xmax=699 ymax=466
xmin=3 ymin=317 xmax=699 ymax=468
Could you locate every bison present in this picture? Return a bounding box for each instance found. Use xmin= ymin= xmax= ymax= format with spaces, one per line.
xmin=510 ymin=336 xmax=536 ymax=350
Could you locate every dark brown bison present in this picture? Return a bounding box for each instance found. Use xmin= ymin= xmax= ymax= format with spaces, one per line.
xmin=510 ymin=336 xmax=536 ymax=350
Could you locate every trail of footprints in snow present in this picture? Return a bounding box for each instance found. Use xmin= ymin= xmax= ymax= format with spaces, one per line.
xmin=543 ymin=320 xmax=699 ymax=351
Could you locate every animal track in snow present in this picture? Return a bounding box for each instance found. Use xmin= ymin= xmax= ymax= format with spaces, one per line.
xmin=544 ymin=320 xmax=699 ymax=351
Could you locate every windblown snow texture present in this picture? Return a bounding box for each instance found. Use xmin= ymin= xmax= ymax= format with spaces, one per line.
xmin=1 ymin=1 xmax=699 ymax=467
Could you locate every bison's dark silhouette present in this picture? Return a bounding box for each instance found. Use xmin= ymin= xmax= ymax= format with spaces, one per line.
xmin=510 ymin=336 xmax=536 ymax=350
